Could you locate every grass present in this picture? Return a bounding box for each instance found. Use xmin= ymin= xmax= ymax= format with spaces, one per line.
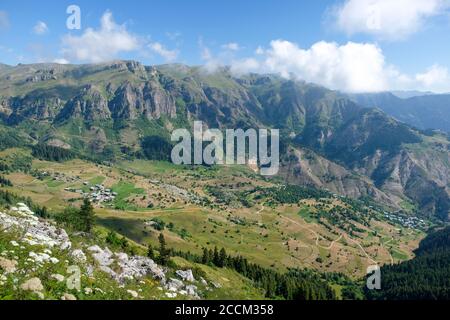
xmin=1 ymin=156 xmax=426 ymax=279
xmin=298 ymin=207 xmax=317 ymax=223
xmin=111 ymin=181 xmax=145 ymax=211
xmin=391 ymin=248 xmax=409 ymax=261
xmin=171 ymin=257 xmax=266 ymax=300
xmin=400 ymin=200 xmax=417 ymax=213
xmin=89 ymin=176 xmax=106 ymax=185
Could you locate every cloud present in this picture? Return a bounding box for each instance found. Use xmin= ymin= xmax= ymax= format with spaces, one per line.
xmin=148 ymin=42 xmax=178 ymax=62
xmin=230 ymin=58 xmax=260 ymax=75
xmin=415 ymin=64 xmax=450 ymax=92
xmin=223 ymin=40 xmax=450 ymax=93
xmin=227 ymin=40 xmax=390 ymax=92
xmin=330 ymin=0 xmax=450 ymax=40
xmin=221 ymin=42 xmax=240 ymax=51
xmin=255 ymin=46 xmax=265 ymax=55
xmin=265 ymin=40 xmax=391 ymax=92
xmin=0 ymin=11 xmax=9 ymax=30
xmin=53 ymin=58 xmax=70 ymax=64
xmin=61 ymin=11 xmax=140 ymax=63
xmin=198 ymin=38 xmax=222 ymax=72
xmin=33 ymin=21 xmax=49 ymax=35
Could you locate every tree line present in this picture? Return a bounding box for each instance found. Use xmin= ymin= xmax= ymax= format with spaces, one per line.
xmin=170 ymin=245 xmax=336 ymax=300
xmin=31 ymin=144 xmax=76 ymax=162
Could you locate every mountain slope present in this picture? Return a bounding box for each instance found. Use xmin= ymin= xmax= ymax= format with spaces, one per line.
xmin=350 ymin=92 xmax=450 ymax=133
xmin=367 ymin=226 xmax=450 ymax=300
xmin=0 ymin=61 xmax=448 ymax=220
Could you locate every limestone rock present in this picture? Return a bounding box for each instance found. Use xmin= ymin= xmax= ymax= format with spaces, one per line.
xmin=176 ymin=269 xmax=195 ymax=282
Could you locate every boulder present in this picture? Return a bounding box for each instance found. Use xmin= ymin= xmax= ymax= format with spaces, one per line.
xmin=71 ymin=249 xmax=87 ymax=263
xmin=166 ymin=278 xmax=184 ymax=292
xmin=176 ymin=269 xmax=195 ymax=282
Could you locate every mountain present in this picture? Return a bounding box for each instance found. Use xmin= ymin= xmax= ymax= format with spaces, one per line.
xmin=390 ymin=90 xmax=434 ymax=99
xmin=349 ymin=92 xmax=450 ymax=133
xmin=0 ymin=61 xmax=448 ymax=220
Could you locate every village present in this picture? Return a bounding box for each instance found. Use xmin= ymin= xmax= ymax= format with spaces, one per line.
xmin=383 ymin=211 xmax=427 ymax=230
xmin=65 ymin=183 xmax=118 ymax=204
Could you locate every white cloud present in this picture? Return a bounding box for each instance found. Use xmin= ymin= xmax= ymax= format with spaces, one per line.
xmin=61 ymin=11 xmax=140 ymax=63
xmin=415 ymin=64 xmax=450 ymax=92
xmin=148 ymin=42 xmax=178 ymax=62
xmin=223 ymin=40 xmax=450 ymax=93
xmin=53 ymin=58 xmax=70 ymax=64
xmin=331 ymin=0 xmax=450 ymax=40
xmin=0 ymin=11 xmax=9 ymax=30
xmin=226 ymin=40 xmax=390 ymax=92
xmin=230 ymin=58 xmax=260 ymax=75
xmin=198 ymin=38 xmax=222 ymax=72
xmin=33 ymin=21 xmax=49 ymax=35
xmin=263 ymin=40 xmax=389 ymax=92
xmin=221 ymin=42 xmax=240 ymax=51
xmin=255 ymin=46 xmax=265 ymax=55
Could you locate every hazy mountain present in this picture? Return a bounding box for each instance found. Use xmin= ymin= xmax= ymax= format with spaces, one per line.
xmin=349 ymin=92 xmax=450 ymax=133
xmin=391 ymin=90 xmax=434 ymax=99
xmin=0 ymin=61 xmax=448 ymax=220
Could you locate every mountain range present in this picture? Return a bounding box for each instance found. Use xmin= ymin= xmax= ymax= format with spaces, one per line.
xmin=0 ymin=61 xmax=448 ymax=221
xmin=349 ymin=91 xmax=450 ymax=134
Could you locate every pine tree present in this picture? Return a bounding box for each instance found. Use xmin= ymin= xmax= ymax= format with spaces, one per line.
xmin=201 ymin=247 xmax=209 ymax=264
xmin=213 ymin=246 xmax=220 ymax=266
xmin=79 ymin=198 xmax=95 ymax=232
xmin=218 ymin=247 xmax=227 ymax=267
xmin=147 ymin=244 xmax=155 ymax=259
xmin=158 ymin=233 xmax=170 ymax=265
xmin=208 ymin=249 xmax=214 ymax=265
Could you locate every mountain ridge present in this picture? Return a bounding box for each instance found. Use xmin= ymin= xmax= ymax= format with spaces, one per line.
xmin=350 ymin=91 xmax=450 ymax=133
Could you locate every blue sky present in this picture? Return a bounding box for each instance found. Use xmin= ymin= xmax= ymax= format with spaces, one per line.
xmin=1 ymin=0 xmax=450 ymax=92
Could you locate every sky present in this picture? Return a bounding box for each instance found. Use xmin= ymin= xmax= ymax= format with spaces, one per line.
xmin=1 ymin=0 xmax=450 ymax=93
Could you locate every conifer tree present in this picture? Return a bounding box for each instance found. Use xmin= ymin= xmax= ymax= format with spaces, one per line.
xmin=158 ymin=233 xmax=170 ymax=265
xmin=79 ymin=198 xmax=95 ymax=233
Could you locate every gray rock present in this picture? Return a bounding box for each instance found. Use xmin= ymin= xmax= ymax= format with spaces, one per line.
xmin=0 ymin=204 xmax=72 ymax=250
xmin=176 ymin=269 xmax=195 ymax=282
xmin=166 ymin=278 xmax=184 ymax=292
xmin=185 ymin=284 xmax=199 ymax=298
xmin=71 ymin=249 xmax=86 ymax=263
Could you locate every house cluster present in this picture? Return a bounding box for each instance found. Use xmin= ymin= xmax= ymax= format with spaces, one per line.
xmin=383 ymin=212 xmax=426 ymax=229
xmin=86 ymin=184 xmax=118 ymax=203
xmin=37 ymin=171 xmax=80 ymax=183
xmin=65 ymin=183 xmax=118 ymax=203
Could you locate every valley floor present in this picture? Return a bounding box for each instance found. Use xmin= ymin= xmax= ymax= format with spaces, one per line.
xmin=0 ymin=150 xmax=426 ymax=279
